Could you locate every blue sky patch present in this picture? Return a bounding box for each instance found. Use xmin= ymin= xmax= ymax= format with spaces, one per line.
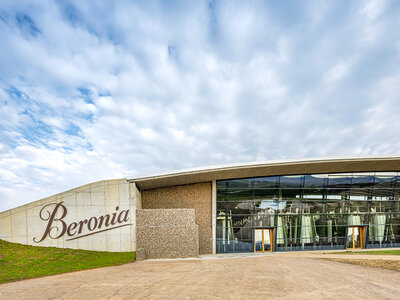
xmin=16 ymin=13 xmax=41 ymax=37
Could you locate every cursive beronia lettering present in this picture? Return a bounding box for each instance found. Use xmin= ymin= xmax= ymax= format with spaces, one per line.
xmin=33 ymin=202 xmax=131 ymax=243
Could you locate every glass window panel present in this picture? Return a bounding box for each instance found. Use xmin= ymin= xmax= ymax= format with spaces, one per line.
xmin=392 ymin=224 xmax=400 ymax=240
xmin=216 ymin=226 xmax=224 ymax=239
xmin=348 ymin=201 xmax=369 ymax=213
xmin=301 ymin=201 xmax=326 ymax=214
xmin=224 ymin=188 xmax=253 ymax=201
xmin=389 ymin=214 xmax=400 ymax=225
xmin=371 ymin=201 xmax=400 ymax=213
xmin=372 ymin=189 xmax=395 ymax=200
xmin=327 ymin=173 xmax=352 ymax=188
xmin=276 ymin=225 xmax=300 ymax=241
xmin=299 ymin=215 xmax=320 ymax=245
xmin=325 ymin=201 xmax=346 ymax=214
xmin=326 ymin=214 xmax=347 ymax=225
xmin=303 ymin=189 xmax=324 ymax=200
xmin=217 ymin=228 xmax=254 ymax=253
xmin=280 ymin=190 xmax=302 ymax=200
xmin=277 ymin=201 xmax=301 ymax=214
xmin=349 ymin=174 xmax=375 ymax=199
xmin=225 ymin=178 xmax=253 ymax=189
xmin=395 ymin=175 xmax=400 ymax=188
xmin=216 ymin=180 xmax=229 ymax=189
xmin=368 ymin=221 xmax=400 ymax=247
xmin=349 ymin=189 xmax=371 ymax=199
xmin=231 ymin=215 xmax=252 ymax=228
xmin=279 ymin=175 xmax=304 ymax=200
xmin=371 ymin=173 xmax=397 ymax=199
xmin=392 ymin=202 xmax=400 ymax=213
xmin=254 ymin=176 xmax=279 ymax=188
xmin=252 ymin=211 xmax=275 ymax=227
xmin=217 ymin=189 xmax=228 ymax=202
xmin=277 ymin=215 xmax=300 ymax=229
xmin=348 ymin=195 xmax=369 ymax=200
xmin=326 ymin=194 xmax=346 ymax=200
xmin=279 ymin=175 xmax=304 ymax=188
xmin=216 ymin=203 xmax=225 ymax=212
xmin=304 ymin=174 xmax=328 ymax=188
xmin=326 ymin=174 xmax=351 ymax=200
xmin=314 ymin=225 xmax=330 ymax=237
xmin=253 ymin=176 xmax=279 ymax=199
xmin=254 ymin=188 xmax=279 ymax=200
xmin=303 ymin=174 xmax=326 ymax=200
xmin=374 ymin=174 xmax=397 ymax=190
xmin=351 ymin=173 xmax=375 ymax=188
xmin=254 ymin=199 xmax=280 ymax=214
xmin=222 ymin=201 xmax=254 ymax=214
xmin=231 ymin=227 xmax=251 ymax=241
xmin=347 ymin=213 xmax=368 ymax=225
xmin=216 ymin=214 xmax=233 ymax=229
xmin=218 ymin=173 xmax=400 ymax=252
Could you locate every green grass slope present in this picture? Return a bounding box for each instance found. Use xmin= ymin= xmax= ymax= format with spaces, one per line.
xmin=332 ymin=249 xmax=400 ymax=255
xmin=0 ymin=239 xmax=135 ymax=284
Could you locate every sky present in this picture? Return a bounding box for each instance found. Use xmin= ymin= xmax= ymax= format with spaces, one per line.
xmin=0 ymin=0 xmax=400 ymax=211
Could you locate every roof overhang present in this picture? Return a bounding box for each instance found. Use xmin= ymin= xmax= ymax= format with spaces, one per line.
xmin=128 ymin=155 xmax=400 ymax=190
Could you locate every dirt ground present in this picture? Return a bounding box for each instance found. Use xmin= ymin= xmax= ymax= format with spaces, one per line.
xmin=1 ymin=252 xmax=400 ymax=300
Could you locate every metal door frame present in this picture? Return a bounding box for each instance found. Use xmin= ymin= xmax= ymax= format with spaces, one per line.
xmin=254 ymin=228 xmax=275 ymax=252
xmin=346 ymin=226 xmax=367 ymax=249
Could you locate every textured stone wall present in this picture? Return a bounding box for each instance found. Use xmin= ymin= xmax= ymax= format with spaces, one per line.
xmin=141 ymin=182 xmax=212 ymax=254
xmin=136 ymin=209 xmax=199 ymax=259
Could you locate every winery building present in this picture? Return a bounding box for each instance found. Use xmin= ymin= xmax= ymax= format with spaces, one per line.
xmin=1 ymin=156 xmax=400 ymax=259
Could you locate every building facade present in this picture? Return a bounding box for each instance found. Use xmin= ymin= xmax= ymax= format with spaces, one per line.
xmin=1 ymin=156 xmax=400 ymax=258
xmin=217 ymin=172 xmax=400 ymax=253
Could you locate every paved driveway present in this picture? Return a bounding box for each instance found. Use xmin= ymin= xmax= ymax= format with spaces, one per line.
xmin=1 ymin=253 xmax=400 ymax=299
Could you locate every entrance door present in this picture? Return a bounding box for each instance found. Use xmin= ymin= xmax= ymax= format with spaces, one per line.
xmin=347 ymin=226 xmax=366 ymax=249
xmin=254 ymin=228 xmax=274 ymax=252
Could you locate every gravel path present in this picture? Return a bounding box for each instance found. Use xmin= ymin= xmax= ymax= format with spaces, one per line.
xmin=1 ymin=253 xmax=400 ymax=299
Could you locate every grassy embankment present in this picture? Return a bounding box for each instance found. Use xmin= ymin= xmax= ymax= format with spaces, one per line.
xmin=326 ymin=249 xmax=400 ymax=272
xmin=0 ymin=239 xmax=135 ymax=284
xmin=332 ymin=250 xmax=400 ymax=255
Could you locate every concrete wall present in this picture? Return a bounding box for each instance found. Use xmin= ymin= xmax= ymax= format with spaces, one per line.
xmin=136 ymin=209 xmax=199 ymax=259
xmin=0 ymin=179 xmax=140 ymax=252
xmin=141 ymin=182 xmax=212 ymax=254
xmin=132 ymin=182 xmax=142 ymax=209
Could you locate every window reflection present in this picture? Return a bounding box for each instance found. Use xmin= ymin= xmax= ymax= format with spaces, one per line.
xmin=216 ymin=172 xmax=400 ymax=253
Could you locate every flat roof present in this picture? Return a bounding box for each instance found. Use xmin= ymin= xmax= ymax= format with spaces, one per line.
xmin=129 ymin=155 xmax=400 ymax=190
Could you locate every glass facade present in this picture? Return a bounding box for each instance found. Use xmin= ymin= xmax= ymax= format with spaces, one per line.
xmin=216 ymin=172 xmax=400 ymax=253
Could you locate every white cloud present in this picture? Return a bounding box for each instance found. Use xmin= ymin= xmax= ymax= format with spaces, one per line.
xmin=361 ymin=0 xmax=389 ymax=21
xmin=323 ymin=60 xmax=352 ymax=83
xmin=0 ymin=0 xmax=400 ymax=211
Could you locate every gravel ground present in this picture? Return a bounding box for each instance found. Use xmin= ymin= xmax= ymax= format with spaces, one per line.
xmin=1 ymin=253 xmax=400 ymax=299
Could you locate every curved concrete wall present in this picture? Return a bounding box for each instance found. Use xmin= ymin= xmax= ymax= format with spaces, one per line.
xmin=0 ymin=179 xmax=141 ymax=252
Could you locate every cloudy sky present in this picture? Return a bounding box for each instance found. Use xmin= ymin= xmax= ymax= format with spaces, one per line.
xmin=0 ymin=0 xmax=400 ymax=211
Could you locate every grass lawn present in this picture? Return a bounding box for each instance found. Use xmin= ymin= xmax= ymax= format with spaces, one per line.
xmin=0 ymin=239 xmax=135 ymax=284
xmin=325 ymin=249 xmax=400 ymax=272
xmin=324 ymin=258 xmax=400 ymax=272
xmin=331 ymin=250 xmax=400 ymax=255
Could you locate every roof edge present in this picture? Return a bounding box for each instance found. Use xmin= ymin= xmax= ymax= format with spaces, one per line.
xmin=127 ymin=155 xmax=400 ymax=182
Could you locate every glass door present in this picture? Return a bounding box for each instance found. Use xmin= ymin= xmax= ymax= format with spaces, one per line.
xmin=254 ymin=228 xmax=274 ymax=252
xmin=255 ymin=229 xmax=263 ymax=252
xmin=347 ymin=226 xmax=366 ymax=249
